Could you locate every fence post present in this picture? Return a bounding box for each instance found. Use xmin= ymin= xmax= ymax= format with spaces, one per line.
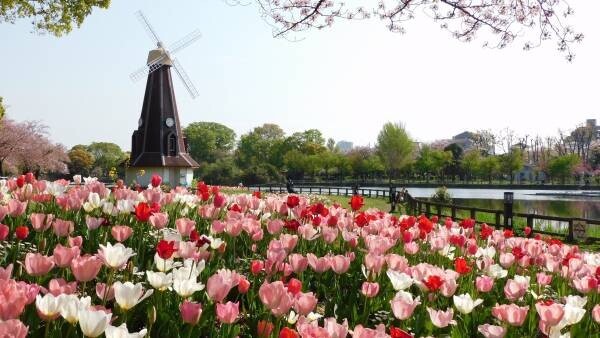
xmin=437 ymin=205 xmax=442 ymax=219
xmin=526 ymin=215 xmax=534 ymax=234
xmin=567 ymin=220 xmax=575 ymax=242
xmin=451 ymin=206 xmax=456 ymax=220
xmin=504 ymin=192 xmax=514 ymax=229
xmin=470 ymin=209 xmax=476 ymax=220
xmin=495 ymin=212 xmax=501 ymax=228
xmin=425 ymin=203 xmax=431 ymax=218
xmin=319 ymin=187 xmax=322 ymax=194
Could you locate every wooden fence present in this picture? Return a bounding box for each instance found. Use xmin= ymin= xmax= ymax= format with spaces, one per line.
xmin=250 ymin=184 xmax=600 ymax=243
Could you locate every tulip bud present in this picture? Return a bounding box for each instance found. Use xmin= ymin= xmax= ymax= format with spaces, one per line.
xmin=148 ymin=305 xmax=157 ymax=326
xmin=39 ymin=237 xmax=46 ymax=252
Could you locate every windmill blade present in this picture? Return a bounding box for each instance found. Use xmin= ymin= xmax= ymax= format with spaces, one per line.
xmin=169 ymin=30 xmax=202 ymax=54
xmin=130 ymin=55 xmax=167 ymax=82
xmin=136 ymin=10 xmax=162 ymax=45
xmin=172 ymin=58 xmax=199 ymax=99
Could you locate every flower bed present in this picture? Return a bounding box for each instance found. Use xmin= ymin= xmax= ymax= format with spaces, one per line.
xmin=0 ymin=174 xmax=599 ymax=337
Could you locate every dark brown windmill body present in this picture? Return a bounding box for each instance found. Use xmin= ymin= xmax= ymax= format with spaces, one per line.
xmin=126 ymin=12 xmax=201 ymax=187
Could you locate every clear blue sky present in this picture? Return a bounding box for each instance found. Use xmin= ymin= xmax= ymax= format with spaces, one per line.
xmin=1 ymin=0 xmax=599 ymax=151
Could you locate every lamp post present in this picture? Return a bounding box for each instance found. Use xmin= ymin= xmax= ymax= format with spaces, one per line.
xmin=504 ymin=192 xmax=514 ymax=229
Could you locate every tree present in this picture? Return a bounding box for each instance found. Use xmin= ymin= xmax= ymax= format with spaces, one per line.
xmin=86 ymin=142 xmax=126 ymax=177
xmin=461 ymin=150 xmax=481 ymax=183
xmin=471 ymin=130 xmax=496 ymax=155
xmin=415 ymin=146 xmax=452 ymax=182
xmin=499 ymin=149 xmax=524 ymax=184
xmin=0 ymin=96 xmax=5 ymax=120
xmin=257 ymin=0 xmax=582 ymax=60
xmin=184 ymin=122 xmax=236 ymax=164
xmin=67 ymin=145 xmax=95 ymax=176
xmin=548 ymin=154 xmax=580 ymax=184
xmin=326 ymin=138 xmax=336 ymax=152
xmin=478 ymin=156 xmax=501 ymax=184
xmin=236 ymin=123 xmax=285 ymax=169
xmin=376 ymin=122 xmax=414 ymax=182
xmin=0 ymin=0 xmax=110 ymax=36
xmin=0 ymin=118 xmax=67 ymax=176
xmin=347 ymin=147 xmax=383 ymax=180
xmin=443 ymin=143 xmax=463 ymax=181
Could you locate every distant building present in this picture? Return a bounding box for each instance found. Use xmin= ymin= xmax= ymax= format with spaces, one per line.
xmin=586 ymin=119 xmax=600 ymax=139
xmin=336 ymin=140 xmax=353 ymax=153
xmin=451 ymin=131 xmax=476 ymax=151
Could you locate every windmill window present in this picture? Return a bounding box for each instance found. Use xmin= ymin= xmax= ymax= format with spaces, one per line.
xmin=168 ymin=134 xmax=177 ymax=156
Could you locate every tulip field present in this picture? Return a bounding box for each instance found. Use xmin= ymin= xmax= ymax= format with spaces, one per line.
xmin=0 ymin=174 xmax=599 ymax=338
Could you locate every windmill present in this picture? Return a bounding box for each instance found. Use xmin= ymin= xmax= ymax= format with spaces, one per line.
xmin=130 ymin=10 xmax=201 ymax=98
xmin=126 ymin=10 xmax=200 ymax=188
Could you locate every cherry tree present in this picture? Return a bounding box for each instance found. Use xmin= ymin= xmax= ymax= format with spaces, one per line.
xmin=254 ymin=0 xmax=583 ymax=60
xmin=0 ymin=118 xmax=68 ymax=176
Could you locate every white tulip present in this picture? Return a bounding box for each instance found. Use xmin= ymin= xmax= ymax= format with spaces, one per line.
xmin=83 ymin=192 xmax=102 ymax=212
xmin=73 ymin=175 xmax=82 ymax=184
xmin=117 ymin=199 xmax=135 ymax=214
xmin=146 ymin=271 xmax=173 ymax=291
xmin=59 ymin=295 xmax=91 ymax=324
xmin=475 ymin=246 xmax=496 ymax=259
xmin=36 ymin=293 xmax=61 ymax=319
xmin=105 ymin=323 xmax=147 ymax=338
xmin=486 ymin=264 xmax=508 ymax=279
xmin=172 ymin=259 xmax=204 ymax=280
xmin=83 ymin=176 xmax=97 ymax=184
xmin=113 ymin=281 xmax=154 ymax=311
xmin=514 ymin=275 xmax=531 ymax=288
xmin=98 ymin=243 xmax=136 ymax=269
xmin=453 ymin=293 xmax=484 ymax=314
xmin=386 ymin=270 xmax=413 ymax=291
xmin=78 ymin=307 xmax=112 ymax=338
xmin=287 ymin=310 xmax=299 ymax=324
xmin=564 ymin=295 xmax=587 ymax=308
xmin=173 ymin=277 xmax=205 ymax=298
xmin=153 ymin=253 xmax=180 ymax=272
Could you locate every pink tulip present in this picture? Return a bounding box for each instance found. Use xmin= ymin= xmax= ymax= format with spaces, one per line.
xmin=149 ymin=212 xmax=169 ymax=229
xmin=30 ymin=213 xmax=53 ymax=231
xmin=0 ymin=319 xmax=28 ymax=338
xmin=85 ymin=216 xmax=104 ymax=230
xmin=0 ymin=206 xmax=7 ymax=222
xmin=0 ymin=279 xmax=29 ymax=320
xmin=492 ymin=304 xmax=529 ymax=326
xmin=52 ymin=219 xmax=73 ymax=237
xmin=535 ymin=301 xmax=564 ymax=326
xmin=289 ymin=254 xmax=308 ymax=274
xmin=48 ymin=278 xmax=77 ymax=296
xmin=211 ymin=220 xmax=225 ymax=233
xmin=70 ymin=255 xmax=103 ymax=282
xmin=503 ymin=279 xmax=527 ymax=301
xmin=68 ymin=236 xmax=83 ymax=248
xmin=53 ymin=244 xmax=80 ymax=268
xmin=178 ymin=241 xmax=197 ymax=259
xmin=572 ymin=276 xmax=598 ymax=294
xmin=427 ymin=307 xmax=456 ymax=328
xmin=0 ymin=264 xmax=13 ymax=280
xmin=294 ymin=292 xmax=318 ymax=315
xmin=329 ymin=255 xmax=351 ymax=274
xmin=323 ymin=318 xmax=348 ymax=338
xmin=111 ymin=225 xmax=133 ymax=242
xmin=0 ymin=224 xmax=8 ymax=241
xmin=180 ymin=300 xmax=202 ymax=325
xmin=364 ymin=253 xmax=385 ymax=274
xmin=96 ymin=283 xmax=115 ymax=301
xmin=216 ymin=301 xmax=239 ymax=324
xmin=385 ymin=254 xmax=409 ymax=272
xmin=390 ymin=292 xmax=421 ymax=320
xmin=361 ymin=282 xmax=380 ymax=298
xmin=592 ymin=304 xmax=600 ymax=324
xmin=258 ymin=281 xmax=294 ymax=316
xmin=307 ymin=253 xmax=331 ymax=273
xmin=476 ymin=275 xmax=494 ymax=293
xmin=279 ymin=234 xmax=298 ymax=252
xmin=175 ymin=218 xmax=196 ymax=237
xmin=536 ymin=272 xmax=552 ymax=286
xmin=7 ymin=199 xmax=27 ymax=217
xmin=499 ymin=253 xmax=515 ymax=268
xmin=404 ymin=241 xmax=419 ymax=255
xmin=477 ymin=324 xmax=506 ymax=338
xmin=206 ymin=270 xmax=240 ymax=303
xmin=440 ymin=277 xmax=458 ymax=297
xmin=267 ymin=219 xmax=284 ymax=235
xmin=25 ymin=253 xmax=55 ymax=277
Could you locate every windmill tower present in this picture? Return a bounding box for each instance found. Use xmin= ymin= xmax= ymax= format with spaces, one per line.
xmin=126 ymin=11 xmax=201 ymax=188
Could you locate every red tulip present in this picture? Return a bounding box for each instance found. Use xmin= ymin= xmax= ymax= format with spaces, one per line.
xmin=135 ymin=202 xmax=152 ymax=222
xmin=423 ymin=275 xmax=444 ymax=292
xmin=349 ymin=195 xmax=364 ymax=211
xmin=151 ymin=174 xmax=162 ymax=188
xmin=279 ymin=327 xmax=299 ymax=338
xmin=16 ymin=175 xmax=25 ymax=188
xmin=390 ymin=326 xmax=412 ymax=338
xmin=156 ymin=240 xmax=176 ymax=260
xmin=15 ymin=225 xmax=29 ymax=240
xmin=454 ymin=257 xmax=471 ymax=275
xmin=286 ymin=195 xmax=300 ymax=208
